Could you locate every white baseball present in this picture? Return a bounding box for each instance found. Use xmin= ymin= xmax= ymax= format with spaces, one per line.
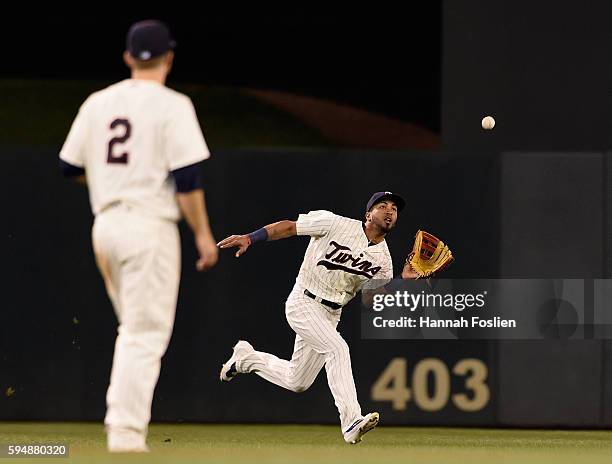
xmin=481 ymin=116 xmax=495 ymax=130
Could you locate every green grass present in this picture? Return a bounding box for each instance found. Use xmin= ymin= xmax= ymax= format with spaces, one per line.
xmin=1 ymin=423 xmax=612 ymax=463
xmin=0 ymin=79 xmax=333 ymax=149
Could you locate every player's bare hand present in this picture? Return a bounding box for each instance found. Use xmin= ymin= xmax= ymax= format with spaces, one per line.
xmin=401 ymin=261 xmax=420 ymax=279
xmin=217 ymin=234 xmax=251 ymax=258
xmin=195 ymin=234 xmax=219 ymax=271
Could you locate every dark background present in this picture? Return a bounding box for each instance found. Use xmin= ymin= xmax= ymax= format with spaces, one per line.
xmin=1 ymin=1 xmax=612 ymax=426
xmin=0 ymin=7 xmax=441 ymax=132
xmin=443 ymin=0 xmax=612 ymax=151
xmin=1 ymin=148 xmax=610 ymax=426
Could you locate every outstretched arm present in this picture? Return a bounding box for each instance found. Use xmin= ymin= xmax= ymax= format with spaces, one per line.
xmin=218 ymin=220 xmax=297 ymax=258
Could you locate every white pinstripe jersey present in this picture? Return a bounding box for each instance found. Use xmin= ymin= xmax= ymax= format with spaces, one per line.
xmin=295 ymin=210 xmax=394 ymax=306
xmin=60 ymin=79 xmax=210 ymax=221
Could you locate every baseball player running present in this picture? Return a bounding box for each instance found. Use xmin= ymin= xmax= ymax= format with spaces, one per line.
xmin=218 ymin=192 xmax=418 ymax=444
xmin=59 ymin=20 xmax=218 ymax=452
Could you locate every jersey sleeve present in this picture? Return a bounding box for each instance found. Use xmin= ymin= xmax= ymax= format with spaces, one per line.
xmin=59 ymin=100 xmax=90 ymax=167
xmin=295 ymin=210 xmax=335 ymax=237
xmin=164 ymin=96 xmax=210 ymax=171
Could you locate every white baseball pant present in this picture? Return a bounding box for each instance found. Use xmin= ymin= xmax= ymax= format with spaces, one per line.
xmin=238 ymin=284 xmax=362 ymax=431
xmin=92 ymin=204 xmax=180 ymax=445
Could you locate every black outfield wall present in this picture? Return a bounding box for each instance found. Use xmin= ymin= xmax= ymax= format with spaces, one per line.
xmin=0 ymin=148 xmax=610 ymax=426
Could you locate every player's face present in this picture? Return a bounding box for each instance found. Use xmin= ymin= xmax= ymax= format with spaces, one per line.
xmin=368 ymin=200 xmax=398 ymax=232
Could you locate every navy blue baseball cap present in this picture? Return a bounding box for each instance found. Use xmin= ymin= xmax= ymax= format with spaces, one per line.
xmin=366 ymin=191 xmax=406 ymax=212
xmin=126 ymin=20 xmax=176 ymax=61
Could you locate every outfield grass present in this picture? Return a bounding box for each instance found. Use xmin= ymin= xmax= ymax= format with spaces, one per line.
xmin=1 ymin=423 xmax=611 ymax=463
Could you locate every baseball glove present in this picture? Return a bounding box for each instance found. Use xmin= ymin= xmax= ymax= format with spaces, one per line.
xmin=407 ymin=230 xmax=454 ymax=278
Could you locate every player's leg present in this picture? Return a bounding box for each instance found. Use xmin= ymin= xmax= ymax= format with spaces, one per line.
xmin=224 ymin=285 xmax=363 ymax=430
xmin=285 ymin=289 xmax=363 ymax=433
xmin=92 ymin=224 xmax=122 ymax=317
xmin=95 ymin=210 xmax=180 ymax=452
xmin=234 ymin=334 xmax=326 ymax=392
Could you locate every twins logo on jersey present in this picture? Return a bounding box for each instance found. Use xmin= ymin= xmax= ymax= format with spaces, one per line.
xmin=316 ymin=241 xmax=382 ymax=278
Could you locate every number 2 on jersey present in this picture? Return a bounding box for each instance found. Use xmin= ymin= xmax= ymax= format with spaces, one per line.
xmin=107 ymin=118 xmax=131 ymax=164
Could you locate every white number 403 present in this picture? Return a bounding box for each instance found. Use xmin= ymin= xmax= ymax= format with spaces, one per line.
xmin=371 ymin=358 xmax=490 ymax=412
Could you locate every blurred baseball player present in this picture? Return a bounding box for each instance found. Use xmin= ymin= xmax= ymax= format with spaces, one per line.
xmin=59 ymin=20 xmax=217 ymax=452
xmin=218 ymin=192 xmax=417 ymax=444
